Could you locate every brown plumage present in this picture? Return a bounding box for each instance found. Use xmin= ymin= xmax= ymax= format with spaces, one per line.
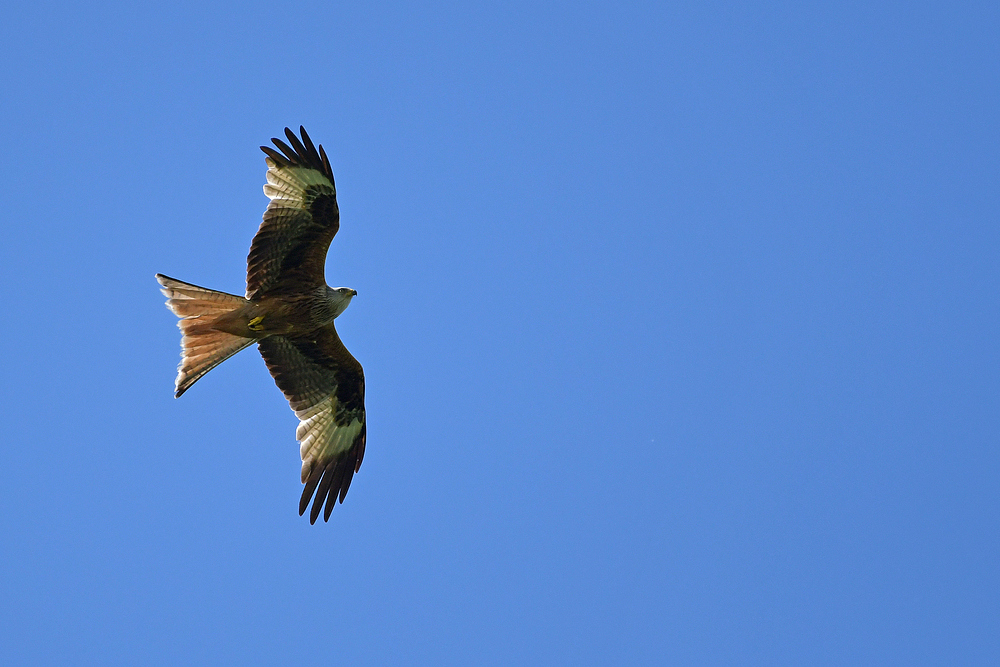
xmin=157 ymin=127 xmax=365 ymax=523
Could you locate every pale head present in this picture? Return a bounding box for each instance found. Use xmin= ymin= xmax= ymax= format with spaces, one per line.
xmin=326 ymin=286 xmax=358 ymax=319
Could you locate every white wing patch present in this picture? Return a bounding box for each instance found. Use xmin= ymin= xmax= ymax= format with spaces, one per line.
xmin=294 ymin=395 xmax=363 ymax=482
xmin=262 ymin=161 xmax=334 ymax=205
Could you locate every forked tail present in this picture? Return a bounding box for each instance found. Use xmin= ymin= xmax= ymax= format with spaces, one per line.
xmin=156 ymin=273 xmax=255 ymax=397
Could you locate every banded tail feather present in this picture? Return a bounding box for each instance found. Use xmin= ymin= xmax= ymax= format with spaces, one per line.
xmin=156 ymin=273 xmax=255 ymax=397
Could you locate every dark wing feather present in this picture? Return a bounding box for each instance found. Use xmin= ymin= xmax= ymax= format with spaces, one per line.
xmin=257 ymin=324 xmax=366 ymax=523
xmin=247 ymin=126 xmax=340 ymax=299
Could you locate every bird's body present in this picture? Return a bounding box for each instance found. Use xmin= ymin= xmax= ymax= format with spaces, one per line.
xmin=210 ymin=285 xmax=356 ymax=339
xmin=157 ymin=127 xmax=365 ymax=523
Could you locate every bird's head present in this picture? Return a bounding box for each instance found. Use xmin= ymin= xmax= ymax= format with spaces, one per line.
xmin=327 ymin=286 xmax=358 ymax=319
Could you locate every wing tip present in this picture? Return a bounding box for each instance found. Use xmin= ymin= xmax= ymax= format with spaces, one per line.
xmin=298 ymin=435 xmax=364 ymax=524
xmin=261 ymin=126 xmax=332 ymax=179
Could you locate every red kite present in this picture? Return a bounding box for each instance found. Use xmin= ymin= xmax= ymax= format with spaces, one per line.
xmin=156 ymin=127 xmax=365 ymax=523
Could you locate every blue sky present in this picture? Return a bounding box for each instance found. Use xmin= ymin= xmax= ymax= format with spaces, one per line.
xmin=2 ymin=1 xmax=998 ymax=664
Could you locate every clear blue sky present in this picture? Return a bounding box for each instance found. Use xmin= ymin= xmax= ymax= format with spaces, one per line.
xmin=2 ymin=1 xmax=998 ymax=664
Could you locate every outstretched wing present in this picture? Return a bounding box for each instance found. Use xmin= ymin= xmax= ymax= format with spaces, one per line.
xmin=247 ymin=126 xmax=339 ymax=299
xmin=257 ymin=325 xmax=366 ymax=523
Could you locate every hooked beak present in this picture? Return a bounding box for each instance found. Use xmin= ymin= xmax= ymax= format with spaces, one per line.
xmin=351 ymin=289 xmax=358 ymax=297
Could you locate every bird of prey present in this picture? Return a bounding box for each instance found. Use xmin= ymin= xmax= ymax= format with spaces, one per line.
xmin=156 ymin=126 xmax=365 ymax=523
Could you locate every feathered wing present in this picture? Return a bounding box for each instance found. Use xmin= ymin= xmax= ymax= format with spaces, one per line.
xmin=247 ymin=126 xmax=340 ymax=299
xmin=257 ymin=325 xmax=366 ymax=523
